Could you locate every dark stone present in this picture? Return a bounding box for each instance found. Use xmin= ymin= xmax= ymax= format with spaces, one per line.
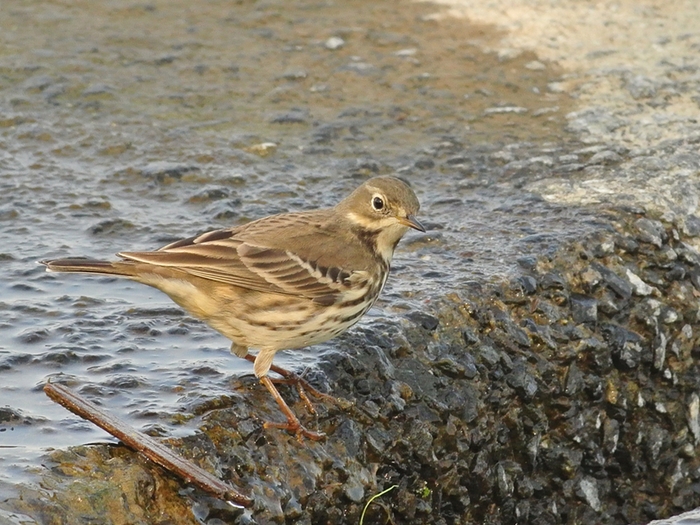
xmin=540 ymin=272 xmax=566 ymax=290
xmin=518 ymin=275 xmax=538 ymax=294
xmin=140 ymin=164 xmax=199 ymax=182
xmin=591 ymin=263 xmax=632 ymax=299
xmin=462 ymin=328 xmax=479 ymax=346
xmin=188 ymin=187 xmax=229 ymax=203
xmin=614 ymin=235 xmax=639 ymax=253
xmin=445 ymin=155 xmax=470 ymax=165
xmin=677 ymin=242 xmax=700 ymax=265
xmin=681 ymin=215 xmax=700 ymax=237
xmin=433 ymin=357 xmax=466 ymax=378
xmin=564 ymin=362 xmax=585 ymax=395
xmin=270 ymin=109 xmax=308 ymax=124
xmin=406 ymin=312 xmax=439 ymax=331
xmin=516 ymin=256 xmax=538 ymax=270
xmin=498 ymin=316 xmax=532 ymax=348
xmin=633 ymin=218 xmax=666 ymax=247
xmin=17 ymin=328 xmax=51 ymax=344
xmin=569 ymin=294 xmax=598 ymax=324
xmin=0 ymin=407 xmax=23 ymax=423
xmin=601 ymin=324 xmax=645 ymax=370
xmin=588 ymin=150 xmax=623 ymax=165
xmin=414 ymin=158 xmax=435 ymax=169
xmin=506 ymin=362 xmax=538 ymax=400
xmin=354 ymin=378 xmax=371 ymax=396
xmin=88 ymin=218 xmax=135 ymax=235
xmin=690 ymin=269 xmax=700 ymax=290
xmin=580 ymin=337 xmax=612 ymax=372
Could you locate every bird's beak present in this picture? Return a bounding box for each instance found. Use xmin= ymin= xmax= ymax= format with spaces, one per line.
xmin=399 ymin=214 xmax=426 ymax=232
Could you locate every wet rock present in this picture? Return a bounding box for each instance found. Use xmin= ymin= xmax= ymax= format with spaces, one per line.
xmin=625 ymin=75 xmax=657 ymax=99
xmin=634 ymin=218 xmax=666 ymax=247
xmin=625 ymin=268 xmax=657 ymax=296
xmin=16 ymin=328 xmax=51 ymax=344
xmin=270 ymin=109 xmax=308 ymax=124
xmin=592 ymin=263 xmax=632 ymax=299
xmin=578 ymin=477 xmax=602 ymax=512
xmin=589 ymin=238 xmax=615 ymax=258
xmin=462 ymin=328 xmax=479 ymax=346
xmin=602 ymin=323 xmax=645 ymax=370
xmin=23 ymin=74 xmax=54 ymax=91
xmin=414 ymin=157 xmax=435 ymax=169
xmin=516 ymin=256 xmax=538 ymax=270
xmin=689 ymin=269 xmax=700 ymax=290
xmin=564 ymin=362 xmax=584 ymax=395
xmin=406 ymin=311 xmax=439 ymax=331
xmin=188 ymin=187 xmax=229 ymax=203
xmin=82 ymin=84 xmax=114 ymax=96
xmin=90 ymin=217 xmax=134 ymax=236
xmin=676 ymin=242 xmax=700 ymax=266
xmin=540 ymin=272 xmax=566 ymax=290
xmin=506 ymin=362 xmax=538 ymax=400
xmin=13 ymin=208 xmax=700 ymax=525
xmin=588 ymin=150 xmax=623 ymax=165
xmin=0 ymin=406 xmax=23 ymax=424
xmin=614 ymin=235 xmax=639 ymax=253
xmin=140 ymin=163 xmax=200 ymax=183
xmin=570 ymin=294 xmax=598 ymax=324
xmin=679 ymin=215 xmax=700 ymax=237
xmin=518 ymin=275 xmax=538 ymax=294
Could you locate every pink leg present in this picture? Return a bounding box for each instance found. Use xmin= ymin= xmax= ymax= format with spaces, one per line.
xmin=259 ymin=376 xmax=325 ymax=442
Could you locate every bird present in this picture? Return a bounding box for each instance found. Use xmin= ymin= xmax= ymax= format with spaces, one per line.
xmin=42 ymin=176 xmax=424 ymax=440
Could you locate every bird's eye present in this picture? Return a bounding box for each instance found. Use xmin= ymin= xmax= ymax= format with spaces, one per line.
xmin=372 ymin=196 xmax=385 ymax=210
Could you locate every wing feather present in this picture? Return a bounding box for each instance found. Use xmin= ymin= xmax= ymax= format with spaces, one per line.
xmin=118 ymin=220 xmax=368 ymax=302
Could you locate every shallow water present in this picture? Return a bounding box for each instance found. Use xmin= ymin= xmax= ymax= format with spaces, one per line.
xmin=0 ymin=0 xmax=599 ymax=489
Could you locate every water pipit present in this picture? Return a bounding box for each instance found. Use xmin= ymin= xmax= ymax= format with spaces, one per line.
xmin=42 ymin=176 xmax=424 ymax=440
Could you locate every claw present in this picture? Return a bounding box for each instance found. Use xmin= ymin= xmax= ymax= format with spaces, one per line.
xmin=259 ymin=376 xmax=326 ymax=442
xmin=243 ymin=355 xmax=340 ymax=414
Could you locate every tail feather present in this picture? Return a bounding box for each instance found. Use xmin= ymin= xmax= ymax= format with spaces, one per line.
xmin=41 ymin=258 xmax=132 ymax=277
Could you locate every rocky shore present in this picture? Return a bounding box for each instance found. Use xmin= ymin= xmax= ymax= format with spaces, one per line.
xmin=5 ymin=203 xmax=700 ymax=524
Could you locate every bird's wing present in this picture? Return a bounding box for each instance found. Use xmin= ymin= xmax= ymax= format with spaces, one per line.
xmin=119 ymin=215 xmax=370 ymax=304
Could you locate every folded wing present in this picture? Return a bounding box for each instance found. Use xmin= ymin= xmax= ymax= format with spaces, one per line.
xmin=119 ymin=226 xmax=364 ymax=304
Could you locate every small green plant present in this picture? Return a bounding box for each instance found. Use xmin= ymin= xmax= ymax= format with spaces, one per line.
xmin=359 ymin=484 xmax=398 ymax=525
xmin=418 ymin=485 xmax=431 ymax=499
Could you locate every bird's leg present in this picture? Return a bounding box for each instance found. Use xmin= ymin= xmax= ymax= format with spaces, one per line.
xmin=259 ymin=376 xmax=325 ymax=442
xmin=243 ymin=354 xmax=337 ymax=414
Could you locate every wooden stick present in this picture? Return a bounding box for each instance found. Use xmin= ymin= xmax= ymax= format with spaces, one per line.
xmin=44 ymin=382 xmax=253 ymax=508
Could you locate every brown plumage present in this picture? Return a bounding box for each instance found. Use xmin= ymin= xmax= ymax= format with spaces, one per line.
xmin=42 ymin=176 xmax=423 ymax=440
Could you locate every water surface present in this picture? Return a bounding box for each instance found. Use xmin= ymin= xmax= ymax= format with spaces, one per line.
xmin=0 ymin=0 xmax=598 ymax=489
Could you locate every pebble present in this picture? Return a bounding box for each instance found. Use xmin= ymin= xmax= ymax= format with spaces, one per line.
xmin=588 ymin=150 xmax=623 ymax=165
xmin=625 ymin=268 xmax=656 ymax=296
xmin=484 ymin=106 xmax=528 ymax=115
xmin=324 ymin=36 xmax=345 ymax=50
xmin=592 ymin=263 xmax=632 ymax=299
xmin=634 ymin=218 xmax=666 ymax=247
xmin=680 ymin=215 xmax=700 ymax=237
xmin=570 ymin=294 xmax=598 ymax=324
xmin=270 ymin=109 xmax=308 ymax=124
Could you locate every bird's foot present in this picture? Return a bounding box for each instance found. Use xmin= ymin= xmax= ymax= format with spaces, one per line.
xmin=263 ymin=419 xmax=326 ymax=442
xmin=259 ymin=376 xmax=326 ymax=442
xmin=244 ymin=354 xmax=342 ymax=415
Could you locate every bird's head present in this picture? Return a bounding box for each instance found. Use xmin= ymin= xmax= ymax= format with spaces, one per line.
xmin=338 ymin=176 xmax=424 ymax=261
